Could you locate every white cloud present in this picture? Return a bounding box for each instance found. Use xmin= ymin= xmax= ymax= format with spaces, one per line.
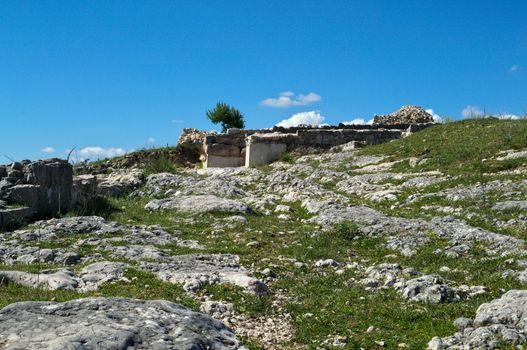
xmin=497 ymin=113 xmax=521 ymax=120
xmin=171 ymin=119 xmax=184 ymax=123
xmin=41 ymin=147 xmax=55 ymax=154
xmin=510 ymin=64 xmax=520 ymax=73
xmin=147 ymin=137 xmax=156 ymax=144
xmin=461 ymin=105 xmax=484 ymax=119
xmin=342 ymin=118 xmax=366 ymax=125
xmin=261 ymin=91 xmax=321 ymax=108
xmin=276 ymin=111 xmax=325 ymax=128
xmin=425 ymin=109 xmax=443 ymax=123
xmin=70 ymin=146 xmax=128 ymax=162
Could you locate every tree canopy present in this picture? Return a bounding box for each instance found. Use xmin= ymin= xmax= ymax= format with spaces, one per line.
xmin=206 ymin=102 xmax=245 ymax=132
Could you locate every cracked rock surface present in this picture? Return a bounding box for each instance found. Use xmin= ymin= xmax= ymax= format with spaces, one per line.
xmin=145 ymin=194 xmax=252 ymax=214
xmin=0 ymin=297 xmax=246 ymax=350
xmin=428 ymin=290 xmax=527 ymax=349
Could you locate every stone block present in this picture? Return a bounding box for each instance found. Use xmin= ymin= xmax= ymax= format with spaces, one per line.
xmin=72 ymin=175 xmax=98 ymax=209
xmin=0 ymin=207 xmax=35 ymax=228
xmin=25 ymin=160 xmax=73 ymax=187
xmin=5 ymin=184 xmax=43 ymax=209
xmin=205 ymin=155 xmax=245 ymax=168
xmin=205 ymin=144 xmax=241 ymax=157
xmin=227 ymin=128 xmax=241 ymax=134
xmin=246 ymin=142 xmax=287 ymax=167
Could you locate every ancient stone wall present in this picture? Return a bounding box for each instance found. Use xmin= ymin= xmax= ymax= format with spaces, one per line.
xmin=0 ymin=159 xmax=97 ymax=228
xmin=201 ymin=123 xmax=434 ymax=168
xmin=0 ymin=159 xmax=73 ymax=214
xmin=203 ymin=129 xmax=253 ymax=168
xmin=243 ymin=128 xmax=411 ymax=167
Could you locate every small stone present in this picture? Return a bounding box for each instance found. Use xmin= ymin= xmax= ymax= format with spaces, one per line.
xmin=261 ymin=268 xmax=273 ymax=277
xmin=439 ymin=266 xmax=451 ymax=273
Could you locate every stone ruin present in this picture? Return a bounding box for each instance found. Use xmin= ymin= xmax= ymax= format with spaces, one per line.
xmin=373 ymin=105 xmax=435 ymax=125
xmin=180 ymin=105 xmax=436 ymax=168
xmin=0 ymin=159 xmax=97 ymax=229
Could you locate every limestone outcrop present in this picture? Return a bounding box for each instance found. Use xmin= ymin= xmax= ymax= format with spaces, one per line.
xmin=0 ymin=297 xmax=247 ymax=349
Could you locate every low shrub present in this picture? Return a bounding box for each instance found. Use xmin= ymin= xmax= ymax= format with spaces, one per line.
xmin=143 ymin=155 xmax=177 ymax=177
xmin=334 ymin=221 xmax=362 ymax=240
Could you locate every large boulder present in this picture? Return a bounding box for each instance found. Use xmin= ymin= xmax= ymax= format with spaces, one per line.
xmin=0 ymin=297 xmax=247 ymax=349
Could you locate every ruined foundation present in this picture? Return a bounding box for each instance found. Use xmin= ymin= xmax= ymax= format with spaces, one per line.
xmin=199 ymin=123 xmax=432 ymax=168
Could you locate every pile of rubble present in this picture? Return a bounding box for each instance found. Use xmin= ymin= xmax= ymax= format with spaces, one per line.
xmin=178 ymin=128 xmax=215 ymax=145
xmin=373 ymin=105 xmax=435 ymax=125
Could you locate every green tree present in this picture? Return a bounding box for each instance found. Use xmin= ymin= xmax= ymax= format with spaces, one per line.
xmin=206 ymin=102 xmax=245 ymax=132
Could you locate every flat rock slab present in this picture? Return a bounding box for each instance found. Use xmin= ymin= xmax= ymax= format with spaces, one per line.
xmin=145 ymin=195 xmax=252 ymax=214
xmin=0 ymin=297 xmax=247 ymax=350
xmin=141 ymin=254 xmax=268 ymax=294
xmin=142 ymin=172 xmax=247 ymax=198
xmin=0 ymin=261 xmax=128 ymax=292
xmin=0 ymin=269 xmax=78 ymax=291
xmin=492 ymin=201 xmax=527 ymax=211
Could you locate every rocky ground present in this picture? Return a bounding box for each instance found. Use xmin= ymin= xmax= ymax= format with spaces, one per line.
xmin=0 ymin=118 xmax=526 ymax=349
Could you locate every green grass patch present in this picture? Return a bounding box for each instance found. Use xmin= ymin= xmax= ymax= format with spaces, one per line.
xmin=360 ymin=118 xmax=527 ymax=175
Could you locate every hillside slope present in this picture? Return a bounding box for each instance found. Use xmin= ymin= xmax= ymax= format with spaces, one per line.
xmin=0 ymin=118 xmax=526 ymax=349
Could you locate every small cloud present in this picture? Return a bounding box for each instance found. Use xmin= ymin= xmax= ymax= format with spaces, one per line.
xmin=342 ymin=118 xmax=367 ymax=125
xmin=69 ymin=146 xmax=128 ymax=162
xmin=276 ymin=110 xmax=325 ymax=128
xmin=147 ymin=137 xmax=156 ymax=145
xmin=425 ymin=109 xmax=443 ymax=123
xmin=171 ymin=119 xmax=184 ymax=123
xmin=497 ymin=113 xmax=521 ymax=120
xmin=510 ymin=64 xmax=520 ymax=73
xmin=41 ymin=147 xmax=55 ymax=154
xmin=461 ymin=105 xmax=484 ymax=119
xmin=261 ymin=91 xmax=321 ymax=108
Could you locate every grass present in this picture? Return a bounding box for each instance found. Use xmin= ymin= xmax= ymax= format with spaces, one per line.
xmin=201 ymin=284 xmax=275 ymax=317
xmin=143 ymin=154 xmax=178 ymax=177
xmin=360 ymin=118 xmax=527 ymax=175
xmin=73 ymin=143 xmax=202 ymax=175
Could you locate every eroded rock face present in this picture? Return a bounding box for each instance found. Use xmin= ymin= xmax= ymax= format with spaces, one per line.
xmin=0 ymin=297 xmax=247 ymax=350
xmin=145 ymin=195 xmax=252 ymax=214
xmin=141 ymin=254 xmax=268 ymax=294
xmin=97 ymin=169 xmax=144 ymax=196
xmin=428 ymin=290 xmax=527 ymax=349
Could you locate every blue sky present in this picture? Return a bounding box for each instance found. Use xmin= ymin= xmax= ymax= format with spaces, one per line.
xmin=1 ymin=1 xmax=526 ymax=161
